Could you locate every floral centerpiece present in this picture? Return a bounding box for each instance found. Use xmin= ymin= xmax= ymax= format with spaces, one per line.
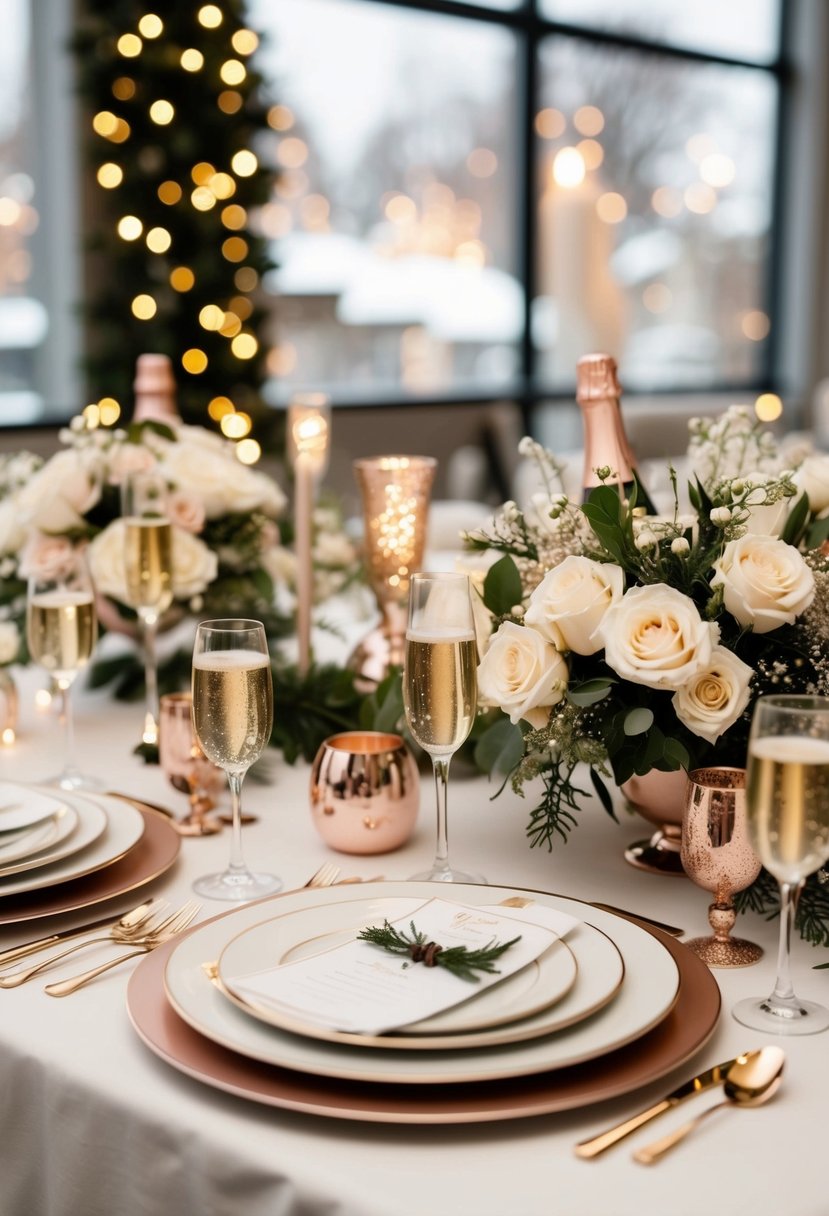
xmin=467 ymin=407 xmax=829 ymax=944
xmin=0 ymin=412 xmax=383 ymax=763
xmin=0 ymin=414 xmax=287 ymax=682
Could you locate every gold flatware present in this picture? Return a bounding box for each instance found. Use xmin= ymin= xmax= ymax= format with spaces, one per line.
xmin=633 ymin=1047 xmax=785 ymax=1164
xmin=574 ymin=1056 xmax=739 ymax=1158
xmin=0 ymin=899 xmax=166 ymax=969
xmin=0 ymin=903 xmax=172 ymax=987
xmin=303 ymin=861 xmax=341 ymax=889
xmin=44 ymin=902 xmax=201 ymax=997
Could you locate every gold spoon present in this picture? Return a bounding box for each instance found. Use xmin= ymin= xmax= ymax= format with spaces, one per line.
xmin=634 ymin=1047 xmax=785 ymax=1165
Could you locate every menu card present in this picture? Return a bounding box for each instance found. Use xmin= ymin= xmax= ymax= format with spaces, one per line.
xmin=226 ymin=898 xmax=579 ymax=1036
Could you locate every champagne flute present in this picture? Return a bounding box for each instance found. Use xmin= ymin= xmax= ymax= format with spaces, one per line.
xmin=26 ymin=552 xmax=98 ymax=790
xmin=403 ymin=572 xmax=484 ymax=883
xmin=191 ymin=619 xmax=281 ymax=901
xmin=121 ymin=469 xmax=173 ymax=748
xmin=733 ymin=694 xmax=829 ymax=1034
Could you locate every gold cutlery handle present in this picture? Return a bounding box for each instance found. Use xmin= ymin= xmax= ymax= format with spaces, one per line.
xmin=574 ymin=1099 xmax=673 ymax=1158
xmin=633 ymin=1102 xmax=725 ymax=1165
xmin=0 ymin=935 xmax=119 ymax=987
xmin=44 ymin=948 xmax=149 ymax=997
xmin=0 ymin=934 xmax=65 ymax=967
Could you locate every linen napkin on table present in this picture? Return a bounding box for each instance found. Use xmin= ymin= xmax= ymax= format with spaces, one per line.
xmin=225 ymin=897 xmax=579 ymax=1036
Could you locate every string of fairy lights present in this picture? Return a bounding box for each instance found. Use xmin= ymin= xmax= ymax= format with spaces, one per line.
xmin=83 ymin=3 xmax=271 ymax=464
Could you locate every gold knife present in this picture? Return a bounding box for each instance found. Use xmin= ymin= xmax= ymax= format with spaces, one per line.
xmin=574 ymin=1057 xmax=737 ymax=1159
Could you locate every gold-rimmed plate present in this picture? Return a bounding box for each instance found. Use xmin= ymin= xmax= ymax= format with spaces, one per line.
xmin=128 ymin=890 xmax=716 ymax=1123
xmin=0 ymin=803 xmax=179 ymax=924
xmin=0 ymin=804 xmax=78 ymax=869
xmin=162 ymin=882 xmax=679 ymax=1083
xmin=215 ymin=896 xmax=588 ymax=1050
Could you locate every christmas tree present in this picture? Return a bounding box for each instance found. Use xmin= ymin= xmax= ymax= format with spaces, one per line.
xmin=73 ymin=1 xmax=276 ymax=439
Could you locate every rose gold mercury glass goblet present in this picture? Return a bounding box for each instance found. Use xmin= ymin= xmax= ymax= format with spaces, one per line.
xmin=159 ymin=692 xmax=224 ymax=837
xmin=681 ymin=767 xmax=763 ymax=967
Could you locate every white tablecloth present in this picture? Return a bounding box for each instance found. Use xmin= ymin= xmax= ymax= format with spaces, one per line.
xmin=0 ymin=666 xmax=826 ymax=1216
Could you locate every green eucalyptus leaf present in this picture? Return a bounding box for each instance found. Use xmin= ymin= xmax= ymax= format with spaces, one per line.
xmin=624 ymin=707 xmax=654 ymax=736
xmin=473 ymin=714 xmax=525 ymax=776
xmin=567 ymin=678 xmax=615 ymax=708
xmin=590 ymin=768 xmax=618 ymax=822
xmin=482 ymin=555 xmax=523 ymax=616
xmin=782 ymin=492 xmax=810 ymax=546
xmin=805 ymin=512 xmax=829 ymax=549
xmin=662 ymin=737 xmax=691 ymax=770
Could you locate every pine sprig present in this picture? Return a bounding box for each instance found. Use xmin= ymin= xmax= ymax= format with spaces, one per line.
xmin=525 ymin=761 xmax=589 ymax=849
xmin=357 ymin=920 xmax=520 ymax=983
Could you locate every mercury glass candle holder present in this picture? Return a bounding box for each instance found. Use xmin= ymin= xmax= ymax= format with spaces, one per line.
xmin=349 ymin=456 xmax=437 ymax=686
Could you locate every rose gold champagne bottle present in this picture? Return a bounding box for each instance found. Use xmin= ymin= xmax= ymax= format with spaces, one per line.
xmin=576 ymin=353 xmax=656 ymax=514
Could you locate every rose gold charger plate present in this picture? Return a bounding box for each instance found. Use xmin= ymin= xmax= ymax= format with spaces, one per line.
xmin=0 ymin=808 xmax=180 ymax=925
xmin=126 ymin=910 xmax=720 ymax=1125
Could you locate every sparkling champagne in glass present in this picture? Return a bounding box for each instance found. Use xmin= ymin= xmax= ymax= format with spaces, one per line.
xmin=191 ymin=619 xmax=281 ymax=901
xmin=403 ymin=573 xmax=483 ymax=883
xmin=26 ymin=552 xmax=98 ymax=789
xmin=121 ymin=470 xmax=173 ymax=747
xmin=733 ymin=695 xmax=829 ymax=1034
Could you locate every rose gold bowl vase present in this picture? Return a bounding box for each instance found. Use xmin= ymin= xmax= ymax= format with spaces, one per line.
xmin=622 ymin=769 xmax=688 ymax=876
xmin=309 ymin=731 xmax=419 ymax=855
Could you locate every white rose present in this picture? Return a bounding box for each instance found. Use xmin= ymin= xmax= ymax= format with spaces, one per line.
xmin=161 ymin=443 xmax=286 ymax=518
xmin=739 ymin=472 xmax=789 ymax=535
xmin=170 ymin=528 xmax=218 ymax=598
xmin=477 ymin=620 xmax=568 ymax=729
xmin=312 ymin=531 xmax=357 ymax=567
xmin=596 ymin=584 xmax=717 ymax=690
xmin=711 ymin=535 xmax=815 ymax=634
xmin=0 ymin=621 xmax=20 ymax=665
xmin=262 ymin=545 xmax=297 ymax=588
xmin=0 ymin=499 xmax=26 ymax=555
xmin=88 ymin=520 xmax=218 ymax=603
xmin=672 ymin=646 xmax=754 ymax=743
xmin=525 ymin=556 xmax=623 ymax=655
xmin=796 ymin=453 xmax=829 ymax=514
xmin=17 ymin=449 xmax=101 ymax=532
xmin=87 ymin=521 xmax=129 ymax=602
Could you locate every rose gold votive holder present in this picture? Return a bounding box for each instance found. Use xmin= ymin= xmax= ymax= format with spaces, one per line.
xmin=159 ymin=692 xmax=224 ymax=837
xmin=310 ymin=730 xmax=420 ymax=854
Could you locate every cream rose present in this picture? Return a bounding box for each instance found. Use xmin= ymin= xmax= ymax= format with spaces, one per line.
xmin=525 ymin=556 xmax=623 ymax=655
xmin=88 ymin=520 xmax=217 ymax=603
xmin=596 ymin=584 xmax=716 ymax=690
xmin=711 ymin=535 xmax=815 ymax=634
xmin=170 ymin=528 xmax=218 ymax=598
xmin=796 ymin=453 xmax=829 ymax=514
xmin=18 ymin=534 xmax=78 ymax=582
xmin=0 ymin=499 xmax=26 ymax=555
xmin=672 ymin=646 xmax=754 ymax=743
xmin=477 ymin=620 xmax=568 ymax=729
xmin=106 ymin=442 xmax=157 ymax=486
xmin=17 ymin=449 xmax=101 ymax=532
xmin=161 ymin=443 xmax=285 ymax=519
xmin=167 ymin=490 xmax=206 ymax=534
xmin=0 ymin=621 xmax=20 ymax=665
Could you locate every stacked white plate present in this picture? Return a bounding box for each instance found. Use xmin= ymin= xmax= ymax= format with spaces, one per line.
xmin=0 ymin=783 xmax=145 ymax=898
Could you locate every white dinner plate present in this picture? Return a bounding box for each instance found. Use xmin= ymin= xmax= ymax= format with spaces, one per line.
xmin=0 ymin=803 xmax=79 ymax=871
xmin=0 ymin=783 xmax=68 ymax=833
xmin=164 ymin=882 xmax=680 ymax=1084
xmin=0 ymin=791 xmax=143 ymax=897
xmin=217 ymin=897 xmax=585 ymax=1050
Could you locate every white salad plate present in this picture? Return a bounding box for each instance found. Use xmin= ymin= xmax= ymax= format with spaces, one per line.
xmin=0 ymin=791 xmax=143 ymax=897
xmin=0 ymin=803 xmax=80 ymax=873
xmin=217 ymin=896 xmax=587 ymax=1050
xmin=0 ymin=783 xmax=69 ymax=833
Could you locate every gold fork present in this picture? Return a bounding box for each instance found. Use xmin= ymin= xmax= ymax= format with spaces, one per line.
xmin=0 ymin=904 xmax=173 ymax=987
xmin=44 ymin=902 xmax=201 ymax=997
xmin=303 ymin=861 xmax=340 ymax=889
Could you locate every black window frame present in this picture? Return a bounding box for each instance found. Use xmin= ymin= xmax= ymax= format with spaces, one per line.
xmin=313 ymin=0 xmax=791 ymax=435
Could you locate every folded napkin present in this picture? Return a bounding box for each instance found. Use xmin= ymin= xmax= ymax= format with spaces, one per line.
xmin=226 ymin=897 xmax=579 ymax=1036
